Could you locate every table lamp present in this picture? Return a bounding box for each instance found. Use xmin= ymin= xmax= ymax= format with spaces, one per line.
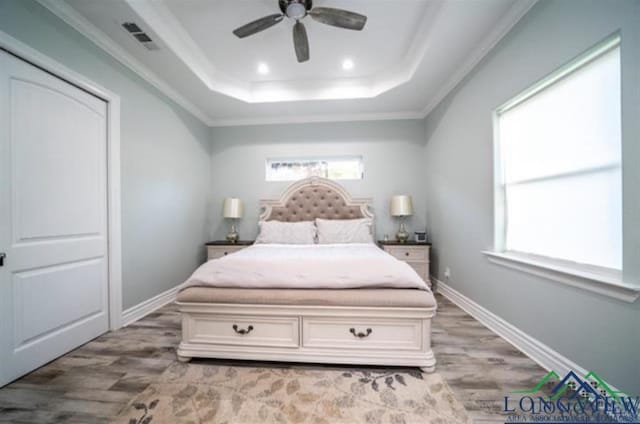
xmin=223 ymin=197 xmax=244 ymax=243
xmin=390 ymin=195 xmax=413 ymax=243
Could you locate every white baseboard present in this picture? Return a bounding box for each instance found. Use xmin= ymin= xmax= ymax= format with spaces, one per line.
xmin=121 ymin=285 xmax=180 ymax=327
xmin=433 ymin=277 xmax=621 ymax=393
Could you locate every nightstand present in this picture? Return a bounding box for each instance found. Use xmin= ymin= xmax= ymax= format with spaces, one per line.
xmin=205 ymin=240 xmax=253 ymax=260
xmin=378 ymin=241 xmax=431 ymax=287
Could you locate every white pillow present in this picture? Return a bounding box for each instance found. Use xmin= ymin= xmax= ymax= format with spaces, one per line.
xmin=256 ymin=220 xmax=317 ymax=244
xmin=315 ymin=218 xmax=374 ymax=244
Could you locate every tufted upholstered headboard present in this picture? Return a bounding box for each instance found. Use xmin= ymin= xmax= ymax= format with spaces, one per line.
xmin=260 ymin=177 xmax=373 ymax=222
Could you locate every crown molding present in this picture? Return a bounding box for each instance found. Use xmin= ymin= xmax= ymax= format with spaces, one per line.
xmin=35 ymin=0 xmax=214 ymax=126
xmin=419 ymin=0 xmax=539 ymax=118
xmin=208 ymin=110 xmax=425 ymax=128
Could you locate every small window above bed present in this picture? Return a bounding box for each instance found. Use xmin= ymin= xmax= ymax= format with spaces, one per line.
xmin=265 ymin=156 xmax=364 ymax=182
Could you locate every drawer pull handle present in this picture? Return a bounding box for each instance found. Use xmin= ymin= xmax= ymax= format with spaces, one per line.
xmin=349 ymin=328 xmax=372 ymax=338
xmin=405 ymin=252 xmax=410 ymax=257
xmin=232 ymin=324 xmax=254 ymax=335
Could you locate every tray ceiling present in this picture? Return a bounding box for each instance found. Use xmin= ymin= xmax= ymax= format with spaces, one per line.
xmin=47 ymin=0 xmax=536 ymax=126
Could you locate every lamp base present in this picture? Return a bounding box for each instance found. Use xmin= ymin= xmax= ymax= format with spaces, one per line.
xmin=396 ymin=221 xmax=409 ymax=243
xmin=226 ymin=232 xmax=239 ymax=244
xmin=395 ymin=229 xmax=409 ymax=243
xmin=226 ymin=222 xmax=239 ymax=244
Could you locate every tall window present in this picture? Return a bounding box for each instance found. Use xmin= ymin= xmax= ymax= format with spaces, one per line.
xmin=494 ymin=36 xmax=621 ymax=270
xmin=266 ymin=156 xmax=364 ymax=182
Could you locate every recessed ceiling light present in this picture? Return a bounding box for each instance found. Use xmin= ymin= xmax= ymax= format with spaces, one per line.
xmin=342 ymin=59 xmax=354 ymax=71
xmin=257 ymin=63 xmax=269 ymax=75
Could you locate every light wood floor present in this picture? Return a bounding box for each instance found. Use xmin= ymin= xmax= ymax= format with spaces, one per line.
xmin=0 ymin=294 xmax=547 ymax=423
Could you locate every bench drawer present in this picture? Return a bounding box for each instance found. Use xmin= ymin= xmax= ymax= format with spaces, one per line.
xmin=302 ymin=317 xmax=422 ymax=351
xmin=186 ymin=314 xmax=299 ymax=348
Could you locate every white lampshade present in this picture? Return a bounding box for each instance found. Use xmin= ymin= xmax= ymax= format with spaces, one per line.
xmin=390 ymin=195 xmax=413 ymax=217
xmin=222 ymin=198 xmax=244 ymax=219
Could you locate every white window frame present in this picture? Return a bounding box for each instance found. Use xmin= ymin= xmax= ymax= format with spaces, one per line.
xmin=483 ymin=34 xmax=639 ymax=303
xmin=265 ymin=156 xmax=364 ymax=182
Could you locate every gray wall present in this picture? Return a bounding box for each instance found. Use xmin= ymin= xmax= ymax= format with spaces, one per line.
xmin=423 ymin=0 xmax=639 ymax=392
xmin=0 ymin=0 xmax=212 ymax=309
xmin=209 ymin=120 xmax=427 ymax=241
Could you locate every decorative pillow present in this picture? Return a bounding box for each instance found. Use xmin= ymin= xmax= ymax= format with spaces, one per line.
xmin=256 ymin=220 xmax=317 ymax=244
xmin=315 ymin=218 xmax=374 ymax=244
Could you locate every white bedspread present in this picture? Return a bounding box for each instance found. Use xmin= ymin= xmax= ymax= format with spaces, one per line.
xmin=182 ymin=243 xmax=429 ymax=291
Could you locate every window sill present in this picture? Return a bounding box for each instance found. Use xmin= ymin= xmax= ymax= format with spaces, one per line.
xmin=482 ymin=251 xmax=640 ymax=303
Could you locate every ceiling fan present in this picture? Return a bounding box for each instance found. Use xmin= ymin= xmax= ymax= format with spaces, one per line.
xmin=232 ymin=0 xmax=367 ymax=63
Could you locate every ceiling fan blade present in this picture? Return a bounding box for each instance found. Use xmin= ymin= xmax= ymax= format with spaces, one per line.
xmin=232 ymin=13 xmax=284 ymax=38
xmin=293 ymin=21 xmax=309 ymax=63
xmin=309 ymin=7 xmax=367 ymax=31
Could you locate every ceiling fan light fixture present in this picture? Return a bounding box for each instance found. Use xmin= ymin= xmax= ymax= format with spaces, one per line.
xmin=257 ymin=63 xmax=270 ymax=75
xmin=286 ymin=2 xmax=307 ymax=20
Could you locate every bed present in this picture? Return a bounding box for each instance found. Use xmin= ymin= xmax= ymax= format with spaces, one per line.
xmin=176 ymin=177 xmax=437 ymax=372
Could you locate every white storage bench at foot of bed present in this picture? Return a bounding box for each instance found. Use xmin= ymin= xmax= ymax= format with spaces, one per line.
xmin=176 ymin=288 xmax=437 ymax=373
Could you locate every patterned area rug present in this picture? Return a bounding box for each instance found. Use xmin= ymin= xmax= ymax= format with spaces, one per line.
xmin=116 ymin=361 xmax=472 ymax=424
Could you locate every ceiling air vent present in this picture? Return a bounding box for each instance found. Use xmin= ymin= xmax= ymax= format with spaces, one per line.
xmin=121 ymin=22 xmax=159 ymax=51
xmin=122 ymin=22 xmax=142 ymax=33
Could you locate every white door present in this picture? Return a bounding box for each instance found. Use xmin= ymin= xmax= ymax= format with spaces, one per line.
xmin=0 ymin=51 xmax=109 ymax=387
